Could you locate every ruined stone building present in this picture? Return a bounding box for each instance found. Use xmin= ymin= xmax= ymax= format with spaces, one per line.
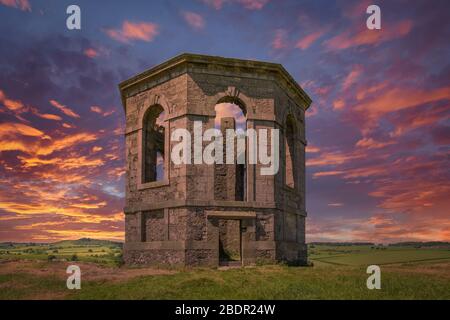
xmin=119 ymin=53 xmax=312 ymax=266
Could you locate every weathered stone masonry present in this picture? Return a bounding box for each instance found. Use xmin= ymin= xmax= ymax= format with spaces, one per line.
xmin=119 ymin=53 xmax=312 ymax=267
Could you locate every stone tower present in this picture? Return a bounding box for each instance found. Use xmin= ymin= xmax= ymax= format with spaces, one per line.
xmin=119 ymin=53 xmax=312 ymax=267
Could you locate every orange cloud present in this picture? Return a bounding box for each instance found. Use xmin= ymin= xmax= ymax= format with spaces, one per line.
xmin=18 ymin=155 xmax=104 ymax=169
xmin=305 ymin=145 xmax=320 ymax=153
xmin=62 ymin=123 xmax=75 ymax=129
xmin=325 ymin=20 xmax=413 ymax=50
xmin=105 ymin=21 xmax=159 ymax=43
xmin=70 ymin=201 xmax=107 ymax=209
xmin=0 ymin=0 xmax=30 ymax=11
xmin=307 ymin=151 xmax=363 ymax=167
xmin=0 ymin=122 xmax=47 ymax=138
xmin=0 ymin=89 xmax=24 ymax=111
xmin=182 ymin=11 xmax=205 ymax=30
xmin=1 ymin=128 xmax=98 ymax=155
xmin=29 ymin=107 xmax=62 ymax=121
xmin=0 ymin=140 xmax=30 ymax=153
xmin=49 ymin=99 xmax=80 ymax=118
xmin=36 ymin=113 xmax=62 ymax=121
xmin=313 ymin=170 xmax=345 ymax=178
xmin=36 ymin=132 xmax=97 ymax=156
xmin=44 ymin=229 xmax=124 ymax=242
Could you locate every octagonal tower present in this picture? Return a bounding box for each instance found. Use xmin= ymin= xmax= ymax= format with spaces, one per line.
xmin=119 ymin=53 xmax=312 ymax=267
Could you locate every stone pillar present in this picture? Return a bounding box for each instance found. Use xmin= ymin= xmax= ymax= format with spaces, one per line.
xmin=215 ymin=117 xmax=237 ymax=200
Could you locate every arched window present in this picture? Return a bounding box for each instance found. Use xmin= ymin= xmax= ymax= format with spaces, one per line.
xmin=285 ymin=115 xmax=296 ymax=188
xmin=214 ymin=100 xmax=247 ymax=201
xmin=142 ymin=105 xmax=165 ymax=183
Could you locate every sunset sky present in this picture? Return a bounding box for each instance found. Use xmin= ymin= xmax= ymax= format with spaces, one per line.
xmin=0 ymin=0 xmax=449 ymax=243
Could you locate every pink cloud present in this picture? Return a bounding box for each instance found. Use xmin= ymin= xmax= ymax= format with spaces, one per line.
xmin=328 ymin=203 xmax=344 ymax=207
xmin=295 ymin=29 xmax=327 ymax=50
xmin=105 ymin=21 xmax=159 ymax=43
xmin=355 ymin=86 xmax=450 ymax=118
xmin=342 ymin=65 xmax=363 ymax=90
xmin=324 ymin=20 xmax=413 ymax=50
xmin=355 ymin=137 xmax=395 ymax=150
xmin=333 ymin=99 xmax=345 ymax=110
xmin=238 ymin=0 xmax=269 ymax=10
xmin=84 ymin=48 xmax=98 ymax=58
xmin=182 ymin=11 xmax=205 ymax=30
xmin=90 ymin=106 xmax=102 ymax=114
xmin=271 ymin=29 xmax=288 ymax=50
xmin=201 ymin=0 xmax=269 ymax=10
xmin=214 ymin=103 xmax=246 ymax=130
xmin=0 ymin=0 xmax=30 ymax=11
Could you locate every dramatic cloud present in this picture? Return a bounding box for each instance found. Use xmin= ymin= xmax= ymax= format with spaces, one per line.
xmin=0 ymin=0 xmax=448 ymax=243
xmin=0 ymin=122 xmax=46 ymax=138
xmin=105 ymin=21 xmax=159 ymax=43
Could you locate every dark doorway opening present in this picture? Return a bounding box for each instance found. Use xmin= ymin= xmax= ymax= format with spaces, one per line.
xmin=218 ymin=219 xmax=242 ymax=266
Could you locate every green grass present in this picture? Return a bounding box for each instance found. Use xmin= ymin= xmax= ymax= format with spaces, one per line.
xmin=69 ymin=265 xmax=449 ymax=300
xmin=1 ymin=244 xmax=449 ymax=300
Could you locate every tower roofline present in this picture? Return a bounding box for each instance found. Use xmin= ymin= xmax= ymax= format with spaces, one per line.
xmin=119 ymin=53 xmax=312 ymax=110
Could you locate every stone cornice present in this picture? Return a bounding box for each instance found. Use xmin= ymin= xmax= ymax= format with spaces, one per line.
xmin=118 ymin=53 xmax=312 ymax=111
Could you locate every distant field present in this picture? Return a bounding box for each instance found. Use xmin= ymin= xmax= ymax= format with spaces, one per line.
xmin=0 ymin=242 xmax=449 ymax=300
xmin=309 ymin=245 xmax=450 ymax=266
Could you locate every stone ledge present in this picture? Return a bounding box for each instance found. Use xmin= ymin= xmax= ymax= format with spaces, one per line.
xmin=124 ymin=199 xmax=278 ymax=214
xmin=137 ymin=179 xmax=170 ymax=190
xmin=206 ymin=210 xmax=256 ymax=219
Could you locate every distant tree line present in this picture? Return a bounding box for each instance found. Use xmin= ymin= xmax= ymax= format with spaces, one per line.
xmin=308 ymin=242 xmax=375 ymax=246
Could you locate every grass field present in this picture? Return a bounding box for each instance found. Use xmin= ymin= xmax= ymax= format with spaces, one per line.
xmin=0 ymin=238 xmax=122 ymax=267
xmin=309 ymin=244 xmax=450 ymax=266
xmin=0 ymin=242 xmax=449 ymax=300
